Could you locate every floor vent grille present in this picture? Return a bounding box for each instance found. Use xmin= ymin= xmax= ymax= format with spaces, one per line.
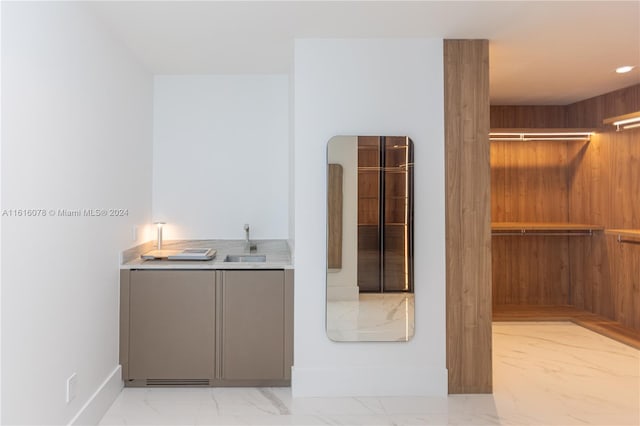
xmin=146 ymin=379 xmax=210 ymax=387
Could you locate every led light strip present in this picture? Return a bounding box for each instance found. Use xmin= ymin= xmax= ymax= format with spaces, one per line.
xmin=604 ymin=112 xmax=640 ymax=131
xmin=613 ymin=117 xmax=640 ymax=131
xmin=489 ymin=132 xmax=593 ymax=142
xmin=613 ymin=117 xmax=640 ymax=126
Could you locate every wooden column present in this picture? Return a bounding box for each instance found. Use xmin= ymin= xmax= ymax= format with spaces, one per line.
xmin=444 ymin=39 xmax=492 ymax=394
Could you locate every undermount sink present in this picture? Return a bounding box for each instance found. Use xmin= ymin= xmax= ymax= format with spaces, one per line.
xmin=224 ymin=254 xmax=267 ymax=263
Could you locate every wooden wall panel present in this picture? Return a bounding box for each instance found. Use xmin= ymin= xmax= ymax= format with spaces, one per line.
xmin=490 ymin=140 xmax=572 ymax=305
xmin=610 ymin=131 xmax=640 ymax=228
xmin=613 ymin=239 xmax=640 ymax=331
xmin=566 ymin=85 xmax=640 ymax=128
xmin=444 ymin=39 xmax=492 ymax=394
xmin=568 ymin=126 xmax=640 ymax=330
xmin=492 ymin=237 xmax=570 ymax=305
xmin=491 ymin=85 xmax=640 ymax=136
xmin=491 ymin=141 xmax=569 ymax=222
xmin=565 ymin=133 xmax=612 ymax=315
xmin=604 ymin=130 xmax=639 ymax=326
xmin=490 ymin=105 xmax=567 ymax=128
xmin=567 ymin=85 xmax=640 ymax=331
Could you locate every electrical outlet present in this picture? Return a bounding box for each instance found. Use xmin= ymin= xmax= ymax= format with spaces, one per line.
xmin=131 ymin=225 xmax=138 ymax=242
xmin=66 ymin=373 xmax=77 ymax=404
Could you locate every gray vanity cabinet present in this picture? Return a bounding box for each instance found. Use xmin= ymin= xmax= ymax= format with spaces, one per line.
xmin=124 ymin=270 xmax=216 ymax=385
xmin=219 ymin=270 xmax=293 ymax=384
xmin=120 ymin=268 xmax=293 ymax=387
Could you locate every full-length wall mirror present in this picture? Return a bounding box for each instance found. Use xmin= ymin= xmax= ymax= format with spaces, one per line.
xmin=326 ymin=135 xmax=414 ymax=342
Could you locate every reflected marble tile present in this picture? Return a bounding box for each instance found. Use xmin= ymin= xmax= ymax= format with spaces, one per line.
xmin=327 ymin=293 xmax=414 ymax=341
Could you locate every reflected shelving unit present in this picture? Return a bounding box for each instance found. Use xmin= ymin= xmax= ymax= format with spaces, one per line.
xmin=357 ymin=136 xmax=413 ymax=293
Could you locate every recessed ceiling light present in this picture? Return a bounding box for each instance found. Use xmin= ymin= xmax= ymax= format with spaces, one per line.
xmin=616 ymin=65 xmax=635 ymax=74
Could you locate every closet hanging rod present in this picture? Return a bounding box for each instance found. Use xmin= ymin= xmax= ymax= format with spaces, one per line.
xmin=492 ymin=231 xmax=594 ymax=237
xmin=489 ymin=131 xmax=593 ymax=142
xmin=617 ymin=235 xmax=640 ymax=245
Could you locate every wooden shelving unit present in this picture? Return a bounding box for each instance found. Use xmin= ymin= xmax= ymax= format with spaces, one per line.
xmin=492 ymin=222 xmax=604 ymax=236
xmin=490 ymin=88 xmax=640 ymax=352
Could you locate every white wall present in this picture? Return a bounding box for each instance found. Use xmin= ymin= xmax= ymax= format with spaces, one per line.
xmin=293 ymin=38 xmax=446 ymax=396
xmin=326 ymin=136 xmax=358 ymax=301
xmin=1 ymin=2 xmax=153 ymax=424
xmin=153 ymin=75 xmax=289 ymax=240
xmin=288 ymin=62 xmax=296 ymax=256
xmin=0 ymin=2 xmax=3 ymax=420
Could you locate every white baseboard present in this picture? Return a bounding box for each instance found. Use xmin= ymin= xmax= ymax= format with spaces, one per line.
xmin=291 ymin=365 xmax=448 ymax=397
xmin=68 ymin=365 xmax=123 ymax=426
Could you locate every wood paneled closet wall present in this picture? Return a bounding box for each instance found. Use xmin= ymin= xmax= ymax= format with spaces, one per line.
xmin=491 ymin=84 xmax=640 ymax=333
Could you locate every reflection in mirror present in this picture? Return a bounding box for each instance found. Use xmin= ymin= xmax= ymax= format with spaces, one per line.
xmin=326 ymin=136 xmax=414 ymax=342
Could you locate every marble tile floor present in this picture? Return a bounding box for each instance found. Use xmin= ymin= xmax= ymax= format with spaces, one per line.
xmin=326 ymin=293 xmax=415 ymax=342
xmin=100 ymin=322 xmax=640 ymax=425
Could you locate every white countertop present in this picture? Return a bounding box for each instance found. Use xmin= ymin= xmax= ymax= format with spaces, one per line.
xmin=121 ymin=239 xmax=293 ymax=270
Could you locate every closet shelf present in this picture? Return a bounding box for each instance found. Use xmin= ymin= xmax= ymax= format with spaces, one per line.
xmin=492 ymin=222 xmax=604 ymax=236
xmin=603 ymin=111 xmax=640 ymax=131
xmin=489 ymin=128 xmax=595 ymax=142
xmin=604 ymin=229 xmax=640 ymax=244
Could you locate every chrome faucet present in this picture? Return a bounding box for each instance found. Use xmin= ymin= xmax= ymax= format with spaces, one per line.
xmin=244 ymin=223 xmax=257 ymax=252
xmin=155 ymin=222 xmax=165 ymax=250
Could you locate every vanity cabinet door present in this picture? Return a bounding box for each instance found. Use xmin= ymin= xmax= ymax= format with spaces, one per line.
xmin=220 ymin=270 xmax=292 ymax=381
xmin=128 ymin=270 xmax=215 ymax=383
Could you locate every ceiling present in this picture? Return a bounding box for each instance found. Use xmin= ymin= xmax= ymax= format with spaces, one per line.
xmin=88 ymin=0 xmax=640 ymax=105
